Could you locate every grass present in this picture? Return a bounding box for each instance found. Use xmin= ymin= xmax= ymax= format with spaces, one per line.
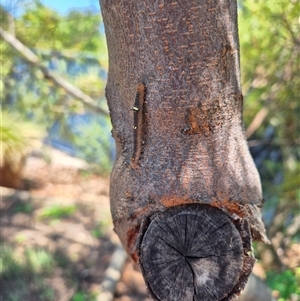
xmin=71 ymin=292 xmax=97 ymax=301
xmin=14 ymin=234 xmax=27 ymax=244
xmin=0 ymin=111 xmax=31 ymax=166
xmin=0 ymin=111 xmax=44 ymax=171
xmin=38 ymin=204 xmax=77 ymax=220
xmin=0 ymin=245 xmax=56 ymax=301
xmin=0 ymin=247 xmax=24 ymax=278
xmin=0 ymin=246 xmax=54 ymax=278
xmin=91 ymin=221 xmax=106 ymax=239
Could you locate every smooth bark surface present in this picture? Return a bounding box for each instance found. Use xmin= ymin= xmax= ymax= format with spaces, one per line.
xmin=100 ymin=0 xmax=269 ymax=299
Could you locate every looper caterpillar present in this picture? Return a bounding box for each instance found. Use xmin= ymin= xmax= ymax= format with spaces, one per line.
xmin=130 ymin=82 xmax=145 ymax=169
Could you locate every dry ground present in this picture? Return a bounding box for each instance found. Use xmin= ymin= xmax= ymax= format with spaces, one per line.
xmin=1 ymin=148 xmax=150 ymax=301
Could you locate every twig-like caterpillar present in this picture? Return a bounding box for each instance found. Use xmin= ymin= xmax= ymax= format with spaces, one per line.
xmin=130 ymin=82 xmax=145 ymax=169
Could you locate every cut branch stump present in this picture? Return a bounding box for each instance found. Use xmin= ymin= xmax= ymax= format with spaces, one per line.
xmin=140 ymin=205 xmax=255 ymax=301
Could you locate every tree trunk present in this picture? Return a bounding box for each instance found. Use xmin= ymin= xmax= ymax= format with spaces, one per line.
xmin=100 ymin=0 xmax=269 ymax=300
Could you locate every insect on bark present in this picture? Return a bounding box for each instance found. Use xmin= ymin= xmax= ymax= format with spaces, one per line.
xmin=130 ymin=82 xmax=145 ymax=169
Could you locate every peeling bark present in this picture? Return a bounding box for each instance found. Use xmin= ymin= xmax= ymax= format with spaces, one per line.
xmin=100 ymin=0 xmax=269 ymax=299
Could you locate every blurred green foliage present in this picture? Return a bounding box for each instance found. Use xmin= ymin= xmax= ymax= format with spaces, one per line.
xmin=266 ymin=268 xmax=300 ymax=300
xmin=14 ymin=203 xmax=34 ymax=214
xmin=239 ymin=0 xmax=299 ymax=140
xmin=239 ymin=1 xmax=299 ymax=300
xmin=1 ymin=0 xmax=112 ymax=174
xmin=239 ymin=0 xmax=299 ymax=176
xmin=239 ymin=0 xmax=299 ymax=213
xmin=72 ymin=118 xmax=113 ymax=175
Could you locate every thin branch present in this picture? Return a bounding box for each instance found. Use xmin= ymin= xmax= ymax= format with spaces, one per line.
xmin=247 ymin=138 xmax=300 ymax=148
xmin=275 ymin=14 xmax=300 ymax=47
xmin=0 ymin=26 xmax=109 ymax=117
xmin=7 ymin=12 xmax=15 ymax=36
xmin=97 ymin=242 xmax=127 ymax=301
xmin=245 ymin=107 xmax=269 ymax=139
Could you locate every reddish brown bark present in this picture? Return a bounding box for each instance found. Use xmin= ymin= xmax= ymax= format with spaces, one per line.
xmin=100 ymin=0 xmax=269 ymax=299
